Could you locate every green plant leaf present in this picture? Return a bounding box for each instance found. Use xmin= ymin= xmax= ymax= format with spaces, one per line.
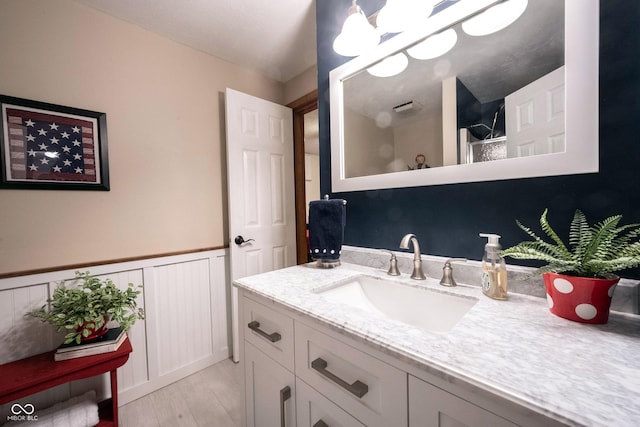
xmin=24 ymin=270 xmax=144 ymax=337
xmin=502 ymin=209 xmax=640 ymax=279
xmin=539 ymin=209 xmax=571 ymax=258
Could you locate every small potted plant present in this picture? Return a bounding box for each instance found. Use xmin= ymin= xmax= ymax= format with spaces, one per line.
xmin=28 ymin=271 xmax=145 ymax=344
xmin=501 ymin=209 xmax=640 ymax=324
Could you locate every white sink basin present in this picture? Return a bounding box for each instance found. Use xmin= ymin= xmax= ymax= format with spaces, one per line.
xmin=316 ymin=275 xmax=477 ymax=334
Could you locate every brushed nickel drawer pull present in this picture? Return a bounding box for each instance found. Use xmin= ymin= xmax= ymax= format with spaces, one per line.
xmin=248 ymin=320 xmax=282 ymax=343
xmin=311 ymin=357 xmax=369 ymax=398
xmin=313 ymin=421 xmax=329 ymax=427
xmin=280 ymin=385 xmax=291 ymax=427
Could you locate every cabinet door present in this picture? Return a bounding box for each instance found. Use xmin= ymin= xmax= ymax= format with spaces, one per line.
xmin=296 ymin=378 xmax=365 ymax=427
xmin=409 ymin=375 xmax=517 ymax=427
xmin=245 ymin=342 xmax=295 ymax=427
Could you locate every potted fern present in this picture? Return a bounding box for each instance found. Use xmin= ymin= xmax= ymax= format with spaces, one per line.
xmin=28 ymin=271 xmax=145 ymax=344
xmin=501 ymin=209 xmax=640 ymax=324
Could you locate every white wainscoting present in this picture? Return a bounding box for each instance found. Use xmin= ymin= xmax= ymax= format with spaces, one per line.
xmin=0 ymin=249 xmax=231 ymax=417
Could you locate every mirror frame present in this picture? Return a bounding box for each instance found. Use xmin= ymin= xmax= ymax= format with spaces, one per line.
xmin=330 ymin=0 xmax=599 ymax=192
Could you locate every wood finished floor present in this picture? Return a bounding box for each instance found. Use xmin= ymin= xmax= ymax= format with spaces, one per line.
xmin=119 ymin=358 xmax=242 ymax=427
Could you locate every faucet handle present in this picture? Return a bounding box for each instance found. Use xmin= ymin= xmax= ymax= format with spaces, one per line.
xmin=382 ymin=250 xmax=400 ymax=276
xmin=440 ymin=258 xmax=467 ymax=287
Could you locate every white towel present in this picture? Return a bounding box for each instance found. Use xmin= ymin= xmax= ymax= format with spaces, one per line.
xmin=3 ymin=390 xmax=99 ymax=427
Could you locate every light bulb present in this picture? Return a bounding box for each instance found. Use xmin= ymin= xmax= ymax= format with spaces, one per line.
xmin=407 ymin=28 xmax=457 ymax=60
xmin=333 ymin=4 xmax=380 ymax=57
xmin=462 ymin=0 xmax=528 ymax=36
xmin=376 ymin=0 xmax=435 ymax=34
xmin=367 ymin=52 xmax=408 ymax=77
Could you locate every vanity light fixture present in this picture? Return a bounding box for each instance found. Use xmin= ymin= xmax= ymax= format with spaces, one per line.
xmin=375 ymin=0 xmax=436 ymax=34
xmin=333 ymin=0 xmax=380 ymax=57
xmin=366 ymin=52 xmax=409 ymax=77
xmin=461 ymin=0 xmax=528 ymax=36
xmin=407 ymin=28 xmax=458 ymax=60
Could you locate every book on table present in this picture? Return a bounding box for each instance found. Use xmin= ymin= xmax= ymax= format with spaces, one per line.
xmin=54 ymin=327 xmax=127 ymax=361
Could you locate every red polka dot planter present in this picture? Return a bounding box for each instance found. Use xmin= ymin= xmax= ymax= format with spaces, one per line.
xmin=542 ymin=272 xmax=619 ymax=324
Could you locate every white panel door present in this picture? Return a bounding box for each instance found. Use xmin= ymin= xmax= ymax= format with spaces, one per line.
xmin=505 ymin=66 xmax=565 ymax=158
xmin=225 ymin=88 xmax=296 ymax=361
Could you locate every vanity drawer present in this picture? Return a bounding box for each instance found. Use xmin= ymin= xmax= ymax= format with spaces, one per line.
xmin=296 ymin=378 xmax=365 ymax=427
xmin=294 ymin=322 xmax=407 ymax=427
xmin=243 ymin=296 xmax=294 ymax=371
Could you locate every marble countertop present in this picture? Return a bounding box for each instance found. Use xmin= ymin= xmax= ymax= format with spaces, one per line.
xmin=234 ymin=262 xmax=640 ymax=427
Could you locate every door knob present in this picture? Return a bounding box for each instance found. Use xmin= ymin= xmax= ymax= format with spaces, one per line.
xmin=234 ymin=235 xmax=255 ymax=246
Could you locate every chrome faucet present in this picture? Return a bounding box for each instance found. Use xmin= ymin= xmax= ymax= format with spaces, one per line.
xmin=440 ymin=258 xmax=467 ymax=287
xmin=399 ymin=233 xmax=426 ymax=280
xmin=382 ymin=250 xmax=400 ymax=276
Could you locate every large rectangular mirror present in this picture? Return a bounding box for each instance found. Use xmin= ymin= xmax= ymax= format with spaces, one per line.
xmin=330 ymin=0 xmax=599 ymax=192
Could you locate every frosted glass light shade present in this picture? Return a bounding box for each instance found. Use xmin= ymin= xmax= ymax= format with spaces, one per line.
xmin=462 ymin=0 xmax=528 ymax=36
xmin=407 ymin=28 xmax=458 ymax=60
xmin=376 ymin=0 xmax=436 ymax=34
xmin=367 ymin=52 xmax=409 ymax=77
xmin=333 ymin=6 xmax=380 ymax=57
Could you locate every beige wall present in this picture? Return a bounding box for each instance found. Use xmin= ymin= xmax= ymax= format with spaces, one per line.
xmin=394 ymin=111 xmax=444 ymax=169
xmin=283 ymin=66 xmax=317 ymax=105
xmin=0 ymin=0 xmax=284 ymax=275
xmin=344 ymin=108 xmax=393 ymax=178
xmin=304 ymin=153 xmax=320 ymax=222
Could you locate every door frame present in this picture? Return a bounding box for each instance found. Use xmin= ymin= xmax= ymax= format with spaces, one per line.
xmin=287 ymin=90 xmax=318 ymax=265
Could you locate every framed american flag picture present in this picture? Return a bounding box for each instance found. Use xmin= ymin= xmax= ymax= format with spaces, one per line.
xmin=0 ymin=95 xmax=109 ymax=190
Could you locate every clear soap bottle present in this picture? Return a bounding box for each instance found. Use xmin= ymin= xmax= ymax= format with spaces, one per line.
xmin=479 ymin=233 xmax=508 ymax=300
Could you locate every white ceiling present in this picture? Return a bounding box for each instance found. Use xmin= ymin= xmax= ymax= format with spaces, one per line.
xmin=73 ymin=0 xmax=318 ymax=83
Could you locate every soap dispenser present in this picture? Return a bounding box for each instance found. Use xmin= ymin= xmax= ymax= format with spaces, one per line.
xmin=479 ymin=233 xmax=508 ymax=300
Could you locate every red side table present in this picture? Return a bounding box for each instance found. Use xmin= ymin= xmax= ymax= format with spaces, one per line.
xmin=0 ymin=337 xmax=132 ymax=427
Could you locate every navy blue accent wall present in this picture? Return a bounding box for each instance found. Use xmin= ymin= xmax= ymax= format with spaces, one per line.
xmin=317 ymin=0 xmax=640 ymax=277
xmin=456 ymin=79 xmax=481 ymax=135
xmin=455 ymin=79 xmax=506 ymax=140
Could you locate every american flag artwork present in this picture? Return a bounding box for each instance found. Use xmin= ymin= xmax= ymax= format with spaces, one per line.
xmin=2 ymin=104 xmax=101 ymax=184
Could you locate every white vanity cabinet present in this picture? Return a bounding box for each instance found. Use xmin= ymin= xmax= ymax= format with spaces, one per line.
xmin=240 ymin=291 xmax=405 ymax=427
xmin=296 ymin=378 xmax=365 ymax=427
xmin=408 ymin=375 xmax=517 ymax=427
xmin=244 ymin=342 xmax=296 ymax=427
xmin=294 ymin=322 xmax=407 ymax=427
xmin=239 ymin=290 xmax=564 ymax=427
xmin=241 ymin=295 xmax=296 ymax=427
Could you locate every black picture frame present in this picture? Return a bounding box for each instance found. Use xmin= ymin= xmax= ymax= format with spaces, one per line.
xmin=0 ymin=95 xmax=109 ymax=191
